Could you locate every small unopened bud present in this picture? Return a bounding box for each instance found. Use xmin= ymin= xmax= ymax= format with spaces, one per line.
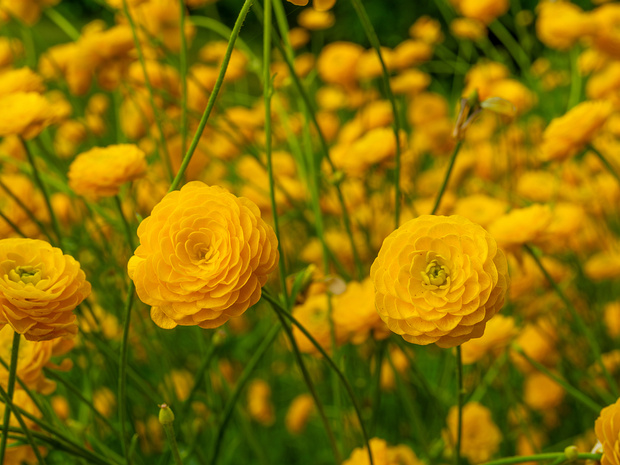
xmin=158 ymin=404 xmax=175 ymax=425
xmin=213 ymin=328 xmax=227 ymax=346
xmin=564 ymin=446 xmax=579 ymax=462
xmin=480 ymin=97 xmax=517 ymax=117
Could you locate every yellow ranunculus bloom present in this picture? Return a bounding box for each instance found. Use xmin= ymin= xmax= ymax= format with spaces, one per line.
xmin=595 ymin=397 xmax=620 ymax=465
xmin=342 ymin=437 xmax=423 ymax=465
xmin=0 ymin=238 xmax=91 ymax=341
xmin=371 ymin=215 xmax=509 ymax=348
xmin=128 ymin=181 xmax=279 ymax=330
xmin=68 ymin=144 xmax=147 ymax=199
xmin=0 ymin=92 xmax=56 ymax=140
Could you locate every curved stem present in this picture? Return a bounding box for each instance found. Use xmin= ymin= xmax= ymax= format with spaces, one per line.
xmin=455 ymin=345 xmax=463 ymax=465
xmin=0 ymin=331 xmax=21 ymax=464
xmin=114 ymin=195 xmax=136 ymax=251
xmin=118 ymin=281 xmax=136 ymax=464
xmin=0 ymin=178 xmax=51 ymax=242
xmin=43 ymin=8 xmax=80 ymax=40
xmin=207 ymin=324 xmax=280 ymax=465
xmin=588 ymin=144 xmax=620 ymax=188
xmin=431 ymin=140 xmax=463 ymax=215
xmin=169 ymin=0 xmax=255 ymax=193
xmin=349 ymin=0 xmax=403 ymax=229
xmin=523 ymin=243 xmax=619 ymax=398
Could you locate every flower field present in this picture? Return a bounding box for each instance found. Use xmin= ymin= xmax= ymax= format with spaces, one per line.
xmin=1 ymin=0 xmax=620 ymax=464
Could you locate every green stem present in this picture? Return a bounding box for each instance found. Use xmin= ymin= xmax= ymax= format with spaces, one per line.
xmin=567 ymin=46 xmax=581 ymax=110
xmin=114 ymin=195 xmax=135 ymax=251
xmin=121 ymin=0 xmax=174 ymax=182
xmin=369 ymin=340 xmax=387 ymax=435
xmin=0 ymin=209 xmax=26 ymax=238
xmin=488 ymin=20 xmax=530 ymax=73
xmin=482 ymin=453 xmax=601 ymax=465
xmin=523 ymin=243 xmax=619 ymax=398
xmin=431 ymin=140 xmax=463 ymax=215
xmin=455 ymin=345 xmax=463 ymax=465
xmin=0 ymin=384 xmax=47 ymax=465
xmin=22 ymin=140 xmax=63 ymax=246
xmin=169 ymin=0 xmax=255 ymax=193
xmin=263 ymin=291 xmax=374 ymax=465
xmin=270 ymin=304 xmax=342 ymax=463
xmin=178 ymin=342 xmax=217 ymax=419
xmin=178 ymin=0 xmax=188 ymax=161
xmin=207 ymin=324 xmax=280 ymax=465
xmin=0 ymin=331 xmax=21 ymax=464
xmin=263 ymin=0 xmax=289 ymax=309
xmin=43 ymin=8 xmax=80 ymax=40
xmin=118 ymin=281 xmax=136 ymax=465
xmin=349 ymin=0 xmax=403 ymax=229
xmin=511 ymin=344 xmax=603 ymax=413
xmin=162 ymin=422 xmax=183 ymax=465
xmin=0 ymin=178 xmax=52 ymax=242
xmin=588 ymin=144 xmax=620 ymax=187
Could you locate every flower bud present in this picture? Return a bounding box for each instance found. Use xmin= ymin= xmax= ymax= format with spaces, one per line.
xmin=158 ymin=404 xmax=175 ymax=426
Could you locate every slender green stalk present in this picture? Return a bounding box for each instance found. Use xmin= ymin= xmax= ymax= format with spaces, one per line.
xmin=369 ymin=340 xmax=387 ymax=435
xmin=22 ymin=140 xmax=64 ymax=246
xmin=178 ymin=342 xmax=217 ymax=418
xmin=121 ymin=0 xmax=174 ymax=182
xmin=0 ymin=209 xmax=26 ymax=237
xmin=0 ymin=332 xmax=21 ymax=464
xmin=178 ymin=0 xmax=189 ymax=160
xmin=43 ymin=8 xmax=80 ymax=40
xmin=455 ymin=346 xmax=463 ymax=465
xmin=488 ymin=20 xmax=530 ymax=73
xmin=588 ymin=144 xmax=620 ymax=187
xmin=169 ymin=0 xmax=254 ymax=193
xmin=0 ymin=178 xmax=51 ymax=242
xmin=43 ymin=369 xmax=119 ymax=433
xmin=349 ymin=0 xmax=403 ymax=228
xmin=567 ymin=46 xmax=581 ymax=110
xmin=118 ymin=281 xmax=136 ymax=464
xmin=0 ymin=384 xmax=47 ymax=465
xmin=511 ymin=345 xmax=603 ymax=413
xmin=114 ymin=195 xmax=136 ymax=251
xmin=263 ymin=291 xmax=374 ymax=465
xmin=207 ymin=324 xmax=280 ymax=465
xmin=263 ymin=0 xmax=289 ymax=308
xmin=482 ymin=453 xmax=601 ymax=465
xmin=523 ymin=243 xmax=619 ymax=398
xmin=431 ymin=140 xmax=463 ymax=215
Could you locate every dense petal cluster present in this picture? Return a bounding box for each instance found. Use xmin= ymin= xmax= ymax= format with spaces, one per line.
xmin=0 ymin=92 xmax=56 ymax=139
xmin=0 ymin=239 xmax=91 ymax=341
xmin=128 ymin=181 xmax=279 ymax=329
xmin=370 ymin=215 xmax=509 ymax=348
xmin=68 ymin=144 xmax=147 ymax=199
xmin=595 ymin=397 xmax=620 ymax=465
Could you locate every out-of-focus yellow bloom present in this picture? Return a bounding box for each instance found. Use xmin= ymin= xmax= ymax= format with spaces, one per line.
xmin=0 ymin=91 xmax=55 ymax=139
xmin=0 ymin=173 xmax=49 ymax=239
xmin=461 ymin=315 xmax=517 ymax=364
xmin=131 ymin=0 xmax=195 ymax=52
xmin=285 ymin=393 xmax=315 ymax=434
xmin=297 ymin=7 xmax=335 ymax=30
xmin=93 ymin=386 xmax=116 ymax=418
xmin=0 ymin=238 xmax=91 ymax=341
xmin=0 ymin=67 xmax=45 ymax=97
xmin=54 ymin=120 xmax=87 ymax=159
xmin=247 ymin=379 xmax=275 ymax=426
xmin=604 ymin=301 xmax=620 ymax=338
xmin=286 ymin=0 xmax=336 ymax=10
xmin=524 ymin=372 xmax=565 ymax=411
xmin=462 ymin=61 xmax=510 ymax=101
xmin=444 ymin=402 xmax=502 ymax=464
xmin=390 ymin=69 xmax=431 ymax=96
xmin=452 ymin=194 xmax=507 ymax=228
xmin=450 ymin=18 xmax=487 ymax=40
xmin=451 ymin=0 xmax=509 ymax=24
xmin=488 ymin=204 xmax=553 ymax=249
xmin=591 ymin=4 xmax=620 ymax=60
xmin=392 ymin=40 xmax=433 ymax=69
xmin=68 ymin=144 xmax=147 ymax=199
xmin=51 ymin=395 xmax=70 ymax=421
xmin=342 ymin=437 xmax=423 ymax=465
xmin=540 ymin=100 xmax=613 ymax=162
xmin=380 ymin=346 xmax=410 ymax=391
xmin=292 ymin=292 xmax=347 ymax=354
xmin=0 ymin=38 xmax=23 ymax=69
xmin=0 ymin=390 xmax=46 ymax=463
xmin=79 ymin=304 xmax=121 ymax=341
xmin=0 ymin=0 xmax=59 ymax=25
xmin=409 ymin=15 xmax=444 ymax=44
xmin=318 ymin=42 xmax=364 ymax=88
xmin=584 ymin=250 xmax=620 ymax=281
xmin=371 ymin=215 xmax=509 ymax=348
xmin=511 ymin=320 xmax=558 ymax=373
xmin=536 ymin=1 xmax=595 ymax=50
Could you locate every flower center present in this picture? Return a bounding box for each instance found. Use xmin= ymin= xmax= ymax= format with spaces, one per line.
xmin=8 ymin=266 xmax=42 ymax=285
xmin=421 ymin=260 xmax=449 ymax=287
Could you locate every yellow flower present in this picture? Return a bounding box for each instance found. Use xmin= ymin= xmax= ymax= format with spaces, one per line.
xmin=0 ymin=390 xmax=46 ymax=463
xmin=540 ymin=100 xmax=613 ymax=162
xmin=450 ymin=18 xmax=487 ymax=41
xmin=286 ymin=0 xmax=336 ymax=11
xmin=0 ymin=67 xmax=45 ymax=97
xmin=460 ymin=314 xmax=517 ymax=364
xmin=342 ymin=437 xmax=423 ymax=465
xmin=370 ymin=215 xmax=509 ymax=348
xmin=0 ymin=92 xmax=55 ymax=139
xmin=247 ymin=379 xmax=275 ymax=426
xmin=524 ymin=372 xmax=564 ymax=411
xmin=488 ymin=204 xmax=553 ymax=249
xmin=536 ymin=1 xmax=596 ymax=50
xmin=285 ymin=393 xmax=315 ymax=434
xmin=444 ymin=402 xmax=502 ymax=464
xmin=584 ymin=250 xmax=620 ymax=281
xmin=128 ymin=181 xmax=279 ymax=330
xmin=93 ymin=386 xmax=116 ymax=418
xmin=297 ymin=7 xmax=335 ymax=31
xmin=317 ymin=42 xmax=365 ymax=88
xmin=595 ymin=397 xmax=620 ymax=465
xmin=292 ymin=292 xmax=347 ymax=354
xmin=451 ymin=0 xmax=509 ymax=24
xmin=0 ymin=238 xmax=91 ymax=341
xmin=68 ymin=144 xmax=147 ymax=199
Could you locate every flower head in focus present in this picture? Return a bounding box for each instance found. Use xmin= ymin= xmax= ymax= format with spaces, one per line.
xmin=128 ymin=181 xmax=279 ymax=330
xmin=0 ymin=238 xmax=91 ymax=341
xmin=595 ymin=397 xmax=620 ymax=465
xmin=370 ymin=215 xmax=509 ymax=348
xmin=68 ymin=144 xmax=147 ymax=199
